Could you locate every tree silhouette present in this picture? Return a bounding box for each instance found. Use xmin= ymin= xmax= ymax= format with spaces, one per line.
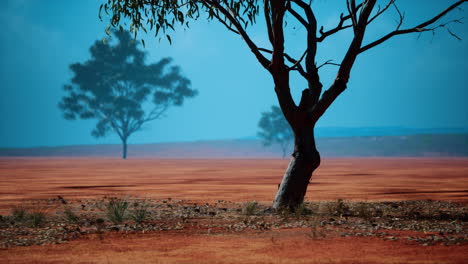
xmin=101 ymin=0 xmax=466 ymax=209
xmin=258 ymin=106 xmax=293 ymax=158
xmin=59 ymin=30 xmax=197 ymax=159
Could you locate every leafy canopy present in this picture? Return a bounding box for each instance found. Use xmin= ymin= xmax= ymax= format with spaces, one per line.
xmin=59 ymin=30 xmax=197 ymax=140
xmin=100 ymin=0 xmax=260 ymax=43
xmin=258 ymin=106 xmax=294 ymax=158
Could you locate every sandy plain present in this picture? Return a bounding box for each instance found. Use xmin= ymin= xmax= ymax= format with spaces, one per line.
xmin=0 ymin=157 xmax=467 ymax=263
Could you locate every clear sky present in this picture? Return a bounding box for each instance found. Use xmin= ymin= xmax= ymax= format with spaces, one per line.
xmin=1 ymin=0 xmax=467 ymax=148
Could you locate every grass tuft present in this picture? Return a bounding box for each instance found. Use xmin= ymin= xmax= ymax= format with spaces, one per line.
xmin=106 ymin=197 xmax=129 ymax=224
xmin=243 ymin=201 xmax=258 ymax=216
xmin=11 ymin=205 xmax=27 ymax=222
xmin=29 ymin=211 xmax=46 ymax=228
xmin=64 ymin=207 xmax=79 ymax=223
xmin=130 ymin=201 xmax=150 ymax=224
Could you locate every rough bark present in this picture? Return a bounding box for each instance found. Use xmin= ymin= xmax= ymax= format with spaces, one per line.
xmin=272 ymin=122 xmax=320 ymax=210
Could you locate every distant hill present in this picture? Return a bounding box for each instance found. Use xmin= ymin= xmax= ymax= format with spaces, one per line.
xmin=314 ymin=127 xmax=468 ymax=138
xmin=1 ymin=134 xmax=467 ymax=158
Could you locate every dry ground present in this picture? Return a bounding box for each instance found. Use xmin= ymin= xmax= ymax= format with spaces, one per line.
xmin=0 ymin=157 xmax=467 ymax=263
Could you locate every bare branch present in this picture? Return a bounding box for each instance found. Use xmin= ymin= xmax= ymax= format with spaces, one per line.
xmin=367 ymin=0 xmax=394 ymax=25
xmin=312 ymin=0 xmax=377 ymax=122
xmin=360 ymin=0 xmax=466 ymax=53
xmin=269 ymin=1 xmax=288 ymax=72
xmin=392 ymin=1 xmax=405 ymax=31
xmin=317 ymin=15 xmax=353 ymax=42
xmin=347 ymin=0 xmax=358 ymax=28
xmin=259 ymin=47 xmax=308 ymax=79
xmin=264 ymin=0 xmax=274 ymax=45
xmin=447 ymin=26 xmax=463 ymax=40
xmin=316 ymin=60 xmax=341 ymax=70
xmin=287 ymin=5 xmax=308 ymax=28
xmin=289 ymin=0 xmax=324 ymax=105
xmin=289 ymin=50 xmax=308 ymax=71
xmin=317 ymin=2 xmax=364 ymax=42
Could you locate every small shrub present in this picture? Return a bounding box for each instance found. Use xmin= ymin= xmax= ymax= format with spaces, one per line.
xmin=64 ymin=207 xmax=78 ymax=223
xmin=106 ymin=197 xmax=128 ymax=224
xmin=335 ymin=199 xmax=351 ymax=216
xmin=403 ymin=201 xmax=423 ymax=220
xmin=11 ymin=205 xmax=27 ymax=222
xmin=243 ymin=201 xmax=258 ymax=215
xmin=354 ymin=202 xmax=372 ymax=221
xmin=130 ymin=201 xmax=149 ymax=224
xmin=0 ymin=214 xmax=7 ymax=227
xmin=29 ymin=211 xmax=46 ymax=227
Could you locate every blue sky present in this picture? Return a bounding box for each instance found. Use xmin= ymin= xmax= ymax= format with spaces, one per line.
xmin=1 ymin=0 xmax=467 ymax=147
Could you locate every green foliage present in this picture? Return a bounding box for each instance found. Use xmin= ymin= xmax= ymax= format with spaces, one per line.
xmin=11 ymin=206 xmax=27 ymax=222
xmin=242 ymin=201 xmax=258 ymax=216
xmin=100 ymin=0 xmax=261 ymax=43
xmin=106 ymin=197 xmax=129 ymax=224
xmin=130 ymin=201 xmax=150 ymax=224
xmin=258 ymin=106 xmax=293 ymax=158
xmin=59 ymin=30 xmax=197 ymax=158
xmin=29 ymin=211 xmax=46 ymax=228
xmin=64 ymin=207 xmax=79 ymax=223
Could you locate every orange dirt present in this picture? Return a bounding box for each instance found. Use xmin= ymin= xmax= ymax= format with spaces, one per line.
xmin=0 ymin=157 xmax=467 ymax=263
xmin=2 ymin=229 xmax=467 ymax=264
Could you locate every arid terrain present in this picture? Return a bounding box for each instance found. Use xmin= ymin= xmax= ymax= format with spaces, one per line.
xmin=0 ymin=157 xmax=467 ymax=263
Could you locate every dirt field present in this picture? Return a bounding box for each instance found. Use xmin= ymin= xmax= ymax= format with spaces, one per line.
xmin=0 ymin=157 xmax=467 ymax=263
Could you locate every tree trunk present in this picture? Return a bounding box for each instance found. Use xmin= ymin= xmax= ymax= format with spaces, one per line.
xmin=273 ymin=125 xmax=320 ymax=210
xmin=122 ymin=139 xmax=127 ymax=159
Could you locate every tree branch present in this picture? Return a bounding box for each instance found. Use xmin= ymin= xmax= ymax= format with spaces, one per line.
xmin=205 ymin=0 xmax=270 ymax=70
xmin=287 ymin=5 xmax=308 ymax=28
xmin=312 ymin=0 xmax=377 ymax=122
xmin=367 ymin=0 xmax=395 ymax=25
xmin=347 ymin=0 xmax=359 ymax=29
xmin=360 ymin=0 xmax=466 ymax=53
xmin=264 ymin=0 xmax=274 ymax=45
xmin=269 ymin=0 xmax=288 ymax=72
xmin=259 ymin=47 xmax=308 ymax=79
xmin=316 ymin=2 xmax=364 ymax=42
xmin=205 ymin=5 xmax=240 ymax=35
xmin=316 ymin=60 xmax=341 ymax=70
xmin=289 ymin=0 xmax=323 ymax=105
xmin=128 ymin=104 xmax=168 ymax=135
xmin=289 ymin=50 xmax=308 ymax=72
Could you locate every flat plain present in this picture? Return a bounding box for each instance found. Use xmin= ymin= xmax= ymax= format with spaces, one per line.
xmin=0 ymin=157 xmax=467 ymax=263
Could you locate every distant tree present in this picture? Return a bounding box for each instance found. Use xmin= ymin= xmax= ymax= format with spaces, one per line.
xmin=258 ymin=106 xmax=293 ymax=158
xmin=101 ymin=0 xmax=466 ymax=209
xmin=59 ymin=30 xmax=197 ymax=159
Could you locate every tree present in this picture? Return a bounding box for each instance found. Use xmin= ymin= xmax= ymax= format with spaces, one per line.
xmin=258 ymin=106 xmax=293 ymax=158
xmin=100 ymin=0 xmax=466 ymax=209
xmin=59 ymin=30 xmax=197 ymax=159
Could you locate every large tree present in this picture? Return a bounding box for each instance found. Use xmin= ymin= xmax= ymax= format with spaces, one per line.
xmin=100 ymin=0 xmax=466 ymax=209
xmin=258 ymin=106 xmax=293 ymax=158
xmin=59 ymin=30 xmax=197 ymax=159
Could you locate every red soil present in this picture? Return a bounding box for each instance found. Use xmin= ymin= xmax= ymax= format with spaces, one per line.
xmin=0 ymin=157 xmax=467 ymax=263
xmin=0 ymin=158 xmax=466 ymax=210
xmin=3 ymin=229 xmax=467 ymax=264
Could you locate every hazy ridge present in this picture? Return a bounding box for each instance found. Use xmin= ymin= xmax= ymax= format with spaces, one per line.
xmin=1 ymin=134 xmax=467 ymax=158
